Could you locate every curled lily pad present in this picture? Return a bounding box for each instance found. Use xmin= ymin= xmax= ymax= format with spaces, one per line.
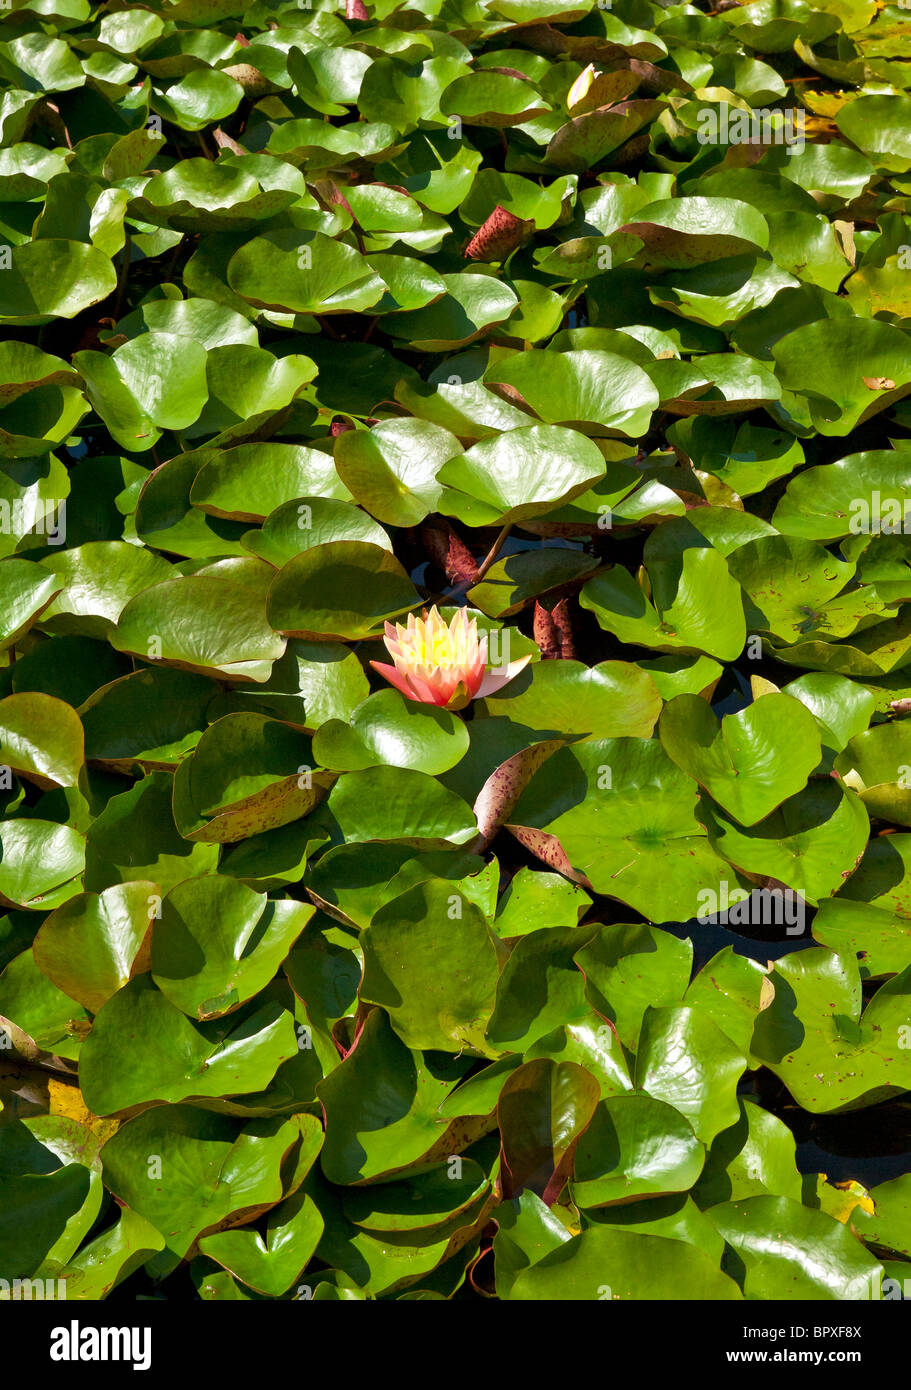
xmin=189 ymin=444 xmax=349 ymax=523
xmin=128 ymin=160 xmax=298 ymax=234
xmin=79 ymin=668 xmax=216 ymax=770
xmin=37 ymin=541 xmax=173 ymax=638
xmin=0 ymin=342 xmax=86 ymax=459
xmin=0 ymin=819 xmax=84 ymax=911
xmin=0 ymin=691 xmax=83 ymax=788
xmin=619 ymin=197 xmax=769 ymax=269
xmin=572 ymin=1093 xmax=705 ymax=1208
xmin=172 ymin=712 xmax=333 ymax=844
xmin=835 ymin=723 xmax=911 ymax=827
xmin=497 ymin=1058 xmax=600 ymax=1203
xmin=242 ymin=497 xmax=390 ymax=569
xmin=385 ymin=273 xmax=519 ymax=351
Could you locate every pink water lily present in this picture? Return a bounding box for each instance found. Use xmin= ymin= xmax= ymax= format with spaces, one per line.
xmin=371 ymin=605 xmax=530 ymax=711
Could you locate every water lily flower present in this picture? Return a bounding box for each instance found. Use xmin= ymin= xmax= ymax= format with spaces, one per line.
xmin=371 ymin=605 xmax=530 ymax=711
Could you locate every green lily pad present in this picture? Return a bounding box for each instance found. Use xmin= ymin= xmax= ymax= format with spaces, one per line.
xmin=751 ymin=946 xmax=911 ymax=1111
xmin=509 ymin=737 xmax=746 ymax=920
xmin=101 ymin=1107 xmax=304 ymax=1258
xmin=385 ymin=273 xmax=519 ymax=351
xmin=636 ymin=1005 xmax=747 ymax=1145
xmin=333 ymin=419 xmax=460 ymax=527
xmin=772 ymin=318 xmax=911 ymax=436
xmin=812 ymin=898 xmax=911 ymax=980
xmin=242 ymin=497 xmax=390 ymax=569
xmin=485 ymin=350 xmax=658 ymax=438
xmin=112 ymin=574 xmax=286 ymax=683
xmin=580 ymin=548 xmax=746 ymax=661
xmin=620 ymin=197 xmax=769 ymax=270
xmin=267 ymin=541 xmax=419 ymax=641
xmin=317 ymin=1008 xmax=475 ymax=1186
xmin=572 ymin=1094 xmax=705 ymax=1209
xmin=84 ymin=771 xmax=219 ymax=894
xmin=80 ymin=977 xmax=297 ymax=1114
xmin=314 ymin=689 xmax=469 ymax=776
xmin=703 ymin=781 xmax=869 ymax=903
xmin=199 ymin=1179 xmax=325 ymax=1297
xmin=773 ymin=450 xmax=911 ymax=542
xmin=659 ymin=692 xmax=822 ymax=826
xmin=0 ymin=241 xmax=116 ymax=326
xmin=479 ymin=659 xmax=661 ymax=740
xmin=172 ymin=712 xmax=332 ymax=844
xmin=0 ymin=692 xmax=83 ymax=788
xmin=189 ymin=443 xmax=349 ymax=523
xmin=227 ymin=230 xmax=386 ymax=316
xmin=707 ymin=1195 xmax=882 ymax=1299
xmin=0 ymin=818 xmax=84 ymax=911
xmin=37 ymin=541 xmax=173 ymax=638
xmin=438 ymin=425 xmax=606 ymax=528
xmin=575 ymin=923 xmax=693 ymax=1050
xmin=79 ymin=668 xmax=216 ymax=770
xmin=327 ymin=766 xmax=477 ymax=849
xmin=33 ymin=881 xmax=157 ymax=1013
xmin=151 ymin=876 xmax=314 ymax=1019
xmin=508 ymin=1224 xmax=741 ymax=1300
xmin=361 ymin=879 xmax=501 ymax=1053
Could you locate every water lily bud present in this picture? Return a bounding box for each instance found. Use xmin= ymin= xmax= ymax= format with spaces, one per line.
xmin=567 ymin=63 xmax=598 ymax=114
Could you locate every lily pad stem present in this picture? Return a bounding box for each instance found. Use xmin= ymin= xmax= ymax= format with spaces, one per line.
xmin=444 ymin=523 xmax=512 ymax=600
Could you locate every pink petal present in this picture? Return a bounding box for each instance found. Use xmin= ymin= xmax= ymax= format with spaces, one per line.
xmin=407 ymin=672 xmax=449 ymax=705
xmin=370 ymin=661 xmax=420 ymax=701
xmin=475 ymin=655 xmax=532 ymax=699
xmin=465 ymin=653 xmax=487 ymax=697
xmin=370 ymin=661 xmax=446 ymax=706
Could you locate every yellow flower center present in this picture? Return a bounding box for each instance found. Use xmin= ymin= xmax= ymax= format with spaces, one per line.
xmin=394 ymin=607 xmax=482 ymax=673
